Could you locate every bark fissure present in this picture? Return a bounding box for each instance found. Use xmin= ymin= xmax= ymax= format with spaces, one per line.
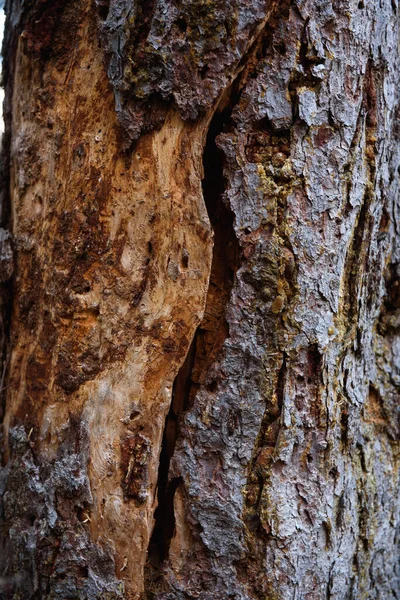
xmin=342 ymin=189 xmax=372 ymax=333
xmin=145 ymin=105 xmax=240 ymax=592
xmin=341 ymin=60 xmax=377 ymax=341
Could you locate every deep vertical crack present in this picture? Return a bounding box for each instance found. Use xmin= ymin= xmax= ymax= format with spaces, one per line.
xmin=145 ymin=107 xmax=240 ymax=594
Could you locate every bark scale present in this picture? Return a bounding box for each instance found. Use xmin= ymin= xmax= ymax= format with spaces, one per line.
xmin=0 ymin=1 xmax=399 ymax=599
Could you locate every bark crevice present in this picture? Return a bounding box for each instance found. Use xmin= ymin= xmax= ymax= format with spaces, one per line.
xmin=145 ymin=104 xmax=240 ymax=595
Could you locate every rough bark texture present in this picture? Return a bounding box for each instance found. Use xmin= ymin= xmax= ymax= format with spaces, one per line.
xmin=1 ymin=0 xmax=399 ymax=599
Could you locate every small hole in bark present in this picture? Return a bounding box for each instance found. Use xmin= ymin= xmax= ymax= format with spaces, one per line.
xmin=78 ymin=566 xmax=89 ymax=578
xmin=329 ymin=466 xmax=338 ymax=479
xmin=277 ymin=41 xmax=286 ymax=55
xmin=77 ymin=506 xmax=90 ymax=522
xmin=176 ymin=17 xmax=187 ymax=33
xmin=358 ymin=1 xmax=364 ymax=7
xmin=206 ymin=380 xmax=218 ymax=392
xmin=96 ymin=1 xmax=109 ymax=20
xmin=27 ymin=514 xmax=36 ymax=526
xmin=181 ymin=250 xmax=189 ymax=269
xmin=200 ymin=64 xmax=210 ymax=79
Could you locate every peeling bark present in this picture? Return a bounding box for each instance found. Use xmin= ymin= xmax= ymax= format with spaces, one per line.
xmin=1 ymin=0 xmax=400 ymax=599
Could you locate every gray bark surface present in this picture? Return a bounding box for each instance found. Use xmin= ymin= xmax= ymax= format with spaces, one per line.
xmin=0 ymin=1 xmax=399 ymax=599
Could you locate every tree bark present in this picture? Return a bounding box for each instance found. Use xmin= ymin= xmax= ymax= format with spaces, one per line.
xmin=1 ymin=0 xmax=399 ymax=599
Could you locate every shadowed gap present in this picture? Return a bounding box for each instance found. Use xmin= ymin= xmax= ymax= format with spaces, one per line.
xmin=145 ymin=108 xmax=240 ymax=581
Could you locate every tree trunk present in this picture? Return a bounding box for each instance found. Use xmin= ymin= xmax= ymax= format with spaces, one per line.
xmin=1 ymin=0 xmax=399 ymax=598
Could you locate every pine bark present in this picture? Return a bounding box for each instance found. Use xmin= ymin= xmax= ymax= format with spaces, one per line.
xmin=0 ymin=1 xmax=399 ymax=599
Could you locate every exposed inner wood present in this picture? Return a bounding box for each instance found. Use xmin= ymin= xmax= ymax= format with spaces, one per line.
xmin=2 ymin=6 xmax=214 ymax=598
